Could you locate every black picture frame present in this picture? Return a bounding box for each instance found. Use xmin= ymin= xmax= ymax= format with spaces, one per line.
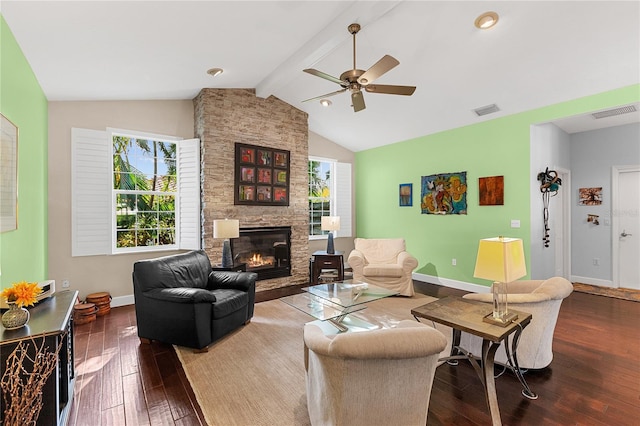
xmin=235 ymin=143 xmax=290 ymax=206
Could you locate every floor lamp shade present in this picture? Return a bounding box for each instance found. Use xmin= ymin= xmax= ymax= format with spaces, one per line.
xmin=474 ymin=237 xmax=526 ymax=326
xmin=214 ymin=219 xmax=239 ymax=268
xmin=321 ymin=216 xmax=340 ymax=254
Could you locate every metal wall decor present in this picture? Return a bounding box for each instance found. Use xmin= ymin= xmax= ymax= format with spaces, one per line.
xmin=537 ymin=168 xmax=562 ymax=248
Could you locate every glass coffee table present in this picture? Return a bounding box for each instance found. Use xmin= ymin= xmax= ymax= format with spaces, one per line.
xmin=280 ymin=281 xmax=398 ymax=333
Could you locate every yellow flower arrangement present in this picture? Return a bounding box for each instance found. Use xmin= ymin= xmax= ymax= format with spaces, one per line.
xmin=1 ymin=281 xmax=43 ymax=308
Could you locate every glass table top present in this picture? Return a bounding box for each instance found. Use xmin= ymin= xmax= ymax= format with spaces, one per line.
xmin=280 ymin=281 xmax=398 ymax=322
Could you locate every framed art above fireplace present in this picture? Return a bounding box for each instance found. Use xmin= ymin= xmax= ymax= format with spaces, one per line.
xmin=234 ymin=142 xmax=290 ymax=206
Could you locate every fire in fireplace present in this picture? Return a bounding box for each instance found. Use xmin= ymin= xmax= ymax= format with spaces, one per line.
xmin=231 ymin=226 xmax=291 ymax=280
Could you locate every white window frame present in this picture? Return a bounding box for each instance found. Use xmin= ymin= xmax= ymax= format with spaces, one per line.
xmin=72 ymin=127 xmax=200 ymax=256
xmin=308 ymin=156 xmax=352 ymax=240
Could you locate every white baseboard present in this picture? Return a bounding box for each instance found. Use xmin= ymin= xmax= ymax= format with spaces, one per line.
xmin=112 ymin=294 xmax=135 ymax=307
xmin=570 ymin=275 xmax=615 ymax=288
xmin=413 ymin=272 xmax=490 ymax=293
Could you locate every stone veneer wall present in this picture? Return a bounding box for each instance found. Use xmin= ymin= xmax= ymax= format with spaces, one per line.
xmin=194 ymin=88 xmax=309 ymax=291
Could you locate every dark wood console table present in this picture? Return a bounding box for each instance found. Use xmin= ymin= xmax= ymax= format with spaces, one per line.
xmin=1 ymin=290 xmax=78 ymax=426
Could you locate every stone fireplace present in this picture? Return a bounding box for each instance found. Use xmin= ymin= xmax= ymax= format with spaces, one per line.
xmin=194 ymin=88 xmax=309 ymax=292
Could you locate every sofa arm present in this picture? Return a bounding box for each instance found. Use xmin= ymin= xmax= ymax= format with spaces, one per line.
xmin=208 ymin=271 xmax=257 ymax=292
xmin=144 ymin=287 xmax=217 ymax=304
xmin=397 ymin=251 xmax=418 ymax=271
xmin=347 ymin=250 xmax=366 ymax=270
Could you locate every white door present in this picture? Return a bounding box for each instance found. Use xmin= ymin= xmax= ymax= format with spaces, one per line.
xmin=615 ymin=167 xmax=640 ymax=289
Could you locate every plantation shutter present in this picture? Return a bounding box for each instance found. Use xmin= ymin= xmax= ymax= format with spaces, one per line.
xmin=178 ymin=138 xmax=201 ymax=250
xmin=71 ymin=128 xmax=111 ymax=256
xmin=336 ymin=162 xmax=352 ymax=238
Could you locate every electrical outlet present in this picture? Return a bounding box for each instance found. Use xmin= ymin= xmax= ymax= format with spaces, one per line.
xmin=452 ymin=258 xmax=457 ymax=266
xmin=62 ymin=279 xmax=70 ymax=288
xmin=593 ymin=258 xmax=599 ymax=266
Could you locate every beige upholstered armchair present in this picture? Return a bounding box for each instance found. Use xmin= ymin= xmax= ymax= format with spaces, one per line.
xmin=459 ymin=277 xmax=573 ymax=369
xmin=303 ymin=320 xmax=447 ymax=426
xmin=347 ymin=238 xmax=418 ymax=296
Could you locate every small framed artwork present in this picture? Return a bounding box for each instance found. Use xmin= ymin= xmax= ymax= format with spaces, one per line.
xmin=479 ymin=176 xmax=504 ymax=206
xmin=240 ymin=167 xmax=255 ymax=183
xmin=274 ymin=152 xmax=288 ymax=168
xmin=240 ymin=147 xmax=255 ymax=164
xmin=235 ymin=143 xmax=290 ymax=205
xmin=239 ymin=185 xmax=255 ymax=201
xmin=579 ymin=187 xmax=602 ymax=205
xmin=274 ymin=187 xmax=287 ymax=202
xmin=257 ymin=186 xmax=272 ymax=201
xmin=275 ymin=170 xmax=287 ymax=185
xmin=399 ymin=183 xmax=412 ymax=207
xmin=1 ymin=113 xmax=18 ymax=232
xmin=257 ymin=168 xmax=272 ymax=184
xmin=257 ymin=149 xmax=272 ymax=166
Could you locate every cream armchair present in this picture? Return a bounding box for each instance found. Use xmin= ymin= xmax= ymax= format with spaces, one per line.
xmin=303 ymin=320 xmax=447 ymax=426
xmin=459 ymin=277 xmax=573 ymax=369
xmin=347 ymin=238 xmax=418 ymax=296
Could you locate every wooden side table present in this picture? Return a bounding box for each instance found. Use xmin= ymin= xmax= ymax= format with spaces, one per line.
xmin=311 ymin=251 xmax=344 ymax=284
xmin=411 ymin=296 xmax=535 ymax=426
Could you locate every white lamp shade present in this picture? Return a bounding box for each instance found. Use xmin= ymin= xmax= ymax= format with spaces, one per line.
xmin=473 ymin=237 xmax=526 ymax=283
xmin=213 ymin=219 xmax=239 ymax=239
xmin=321 ymin=216 xmax=340 ymax=231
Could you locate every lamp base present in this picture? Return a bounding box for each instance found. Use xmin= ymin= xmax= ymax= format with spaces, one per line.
xmin=221 ymin=239 xmax=233 ymax=268
xmin=482 ymin=311 xmax=518 ymax=327
xmin=326 ymin=232 xmax=335 ymax=254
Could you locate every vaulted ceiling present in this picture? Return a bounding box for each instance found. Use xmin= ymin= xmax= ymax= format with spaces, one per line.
xmin=2 ymin=1 xmax=639 ymax=151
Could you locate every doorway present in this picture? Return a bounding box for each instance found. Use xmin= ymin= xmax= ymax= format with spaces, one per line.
xmin=612 ymin=166 xmax=640 ymax=289
xmin=552 ymin=168 xmax=571 ymax=279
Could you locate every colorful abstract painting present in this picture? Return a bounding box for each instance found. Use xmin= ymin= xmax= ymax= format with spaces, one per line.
xmin=421 ymin=172 xmax=467 ymax=215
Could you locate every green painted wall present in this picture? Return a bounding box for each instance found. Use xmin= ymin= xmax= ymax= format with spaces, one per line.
xmin=0 ymin=16 xmax=49 ymax=288
xmin=355 ymin=84 xmax=640 ymax=287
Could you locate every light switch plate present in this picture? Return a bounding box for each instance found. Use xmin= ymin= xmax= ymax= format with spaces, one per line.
xmin=511 ymin=219 xmax=521 ymax=228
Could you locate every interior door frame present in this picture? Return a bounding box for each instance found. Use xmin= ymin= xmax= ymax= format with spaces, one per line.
xmin=554 ymin=167 xmax=571 ymax=279
xmin=611 ymin=165 xmax=640 ymax=288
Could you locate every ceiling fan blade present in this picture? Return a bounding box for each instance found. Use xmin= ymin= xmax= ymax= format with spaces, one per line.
xmin=351 ymin=90 xmax=366 ymax=112
xmin=303 ymin=69 xmax=346 ymax=86
xmin=365 ymin=84 xmax=416 ymax=96
xmin=357 ymin=55 xmax=400 ymax=85
xmin=302 ymin=88 xmax=347 ymax=103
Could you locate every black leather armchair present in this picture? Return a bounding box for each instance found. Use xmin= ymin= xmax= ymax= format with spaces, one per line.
xmin=132 ymin=250 xmax=257 ymax=351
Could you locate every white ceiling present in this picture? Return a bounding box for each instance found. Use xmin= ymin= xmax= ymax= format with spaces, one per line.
xmin=2 ymin=1 xmax=639 ymax=152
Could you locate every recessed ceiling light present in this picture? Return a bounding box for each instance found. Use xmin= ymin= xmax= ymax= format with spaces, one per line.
xmin=207 ymin=68 xmax=224 ymax=77
xmin=320 ymin=99 xmax=332 ymax=107
xmin=475 ymin=11 xmax=499 ymax=30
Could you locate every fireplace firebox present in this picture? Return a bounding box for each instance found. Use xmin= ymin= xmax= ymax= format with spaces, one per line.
xmin=231 ymin=226 xmax=291 ymax=280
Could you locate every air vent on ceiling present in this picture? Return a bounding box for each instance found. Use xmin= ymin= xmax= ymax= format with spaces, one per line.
xmin=592 ymin=105 xmax=637 ymax=119
xmin=473 ymin=104 xmax=500 ymax=117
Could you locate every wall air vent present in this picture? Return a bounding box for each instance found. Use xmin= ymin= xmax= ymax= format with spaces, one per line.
xmin=473 ymin=104 xmax=500 ymax=117
xmin=592 ymin=105 xmax=637 ymax=119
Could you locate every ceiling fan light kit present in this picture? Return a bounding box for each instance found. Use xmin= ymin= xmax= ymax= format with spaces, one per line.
xmin=207 ymin=67 xmax=224 ymax=77
xmin=303 ymin=23 xmax=416 ymax=112
xmin=475 ymin=11 xmax=499 ymax=30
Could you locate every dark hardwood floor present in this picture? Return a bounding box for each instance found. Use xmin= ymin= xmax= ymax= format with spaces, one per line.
xmin=69 ymin=282 xmax=640 ymax=425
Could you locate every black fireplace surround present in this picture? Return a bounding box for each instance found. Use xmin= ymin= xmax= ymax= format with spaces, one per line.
xmin=231 ymin=226 xmax=291 ymax=280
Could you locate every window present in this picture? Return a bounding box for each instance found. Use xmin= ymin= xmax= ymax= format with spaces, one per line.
xmin=309 ymin=158 xmax=333 ymax=237
xmin=72 ymin=128 xmax=200 ymax=256
xmin=113 ymin=134 xmax=177 ymax=250
xmin=308 ymin=157 xmax=352 ymax=239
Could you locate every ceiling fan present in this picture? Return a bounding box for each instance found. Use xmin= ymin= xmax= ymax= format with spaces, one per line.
xmin=303 ymin=23 xmax=416 ymax=112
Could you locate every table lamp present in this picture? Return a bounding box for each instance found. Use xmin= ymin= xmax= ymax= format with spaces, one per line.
xmin=213 ymin=219 xmax=239 ymax=268
xmin=473 ymin=236 xmax=526 ymax=326
xmin=321 ymin=216 xmax=340 ymax=254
